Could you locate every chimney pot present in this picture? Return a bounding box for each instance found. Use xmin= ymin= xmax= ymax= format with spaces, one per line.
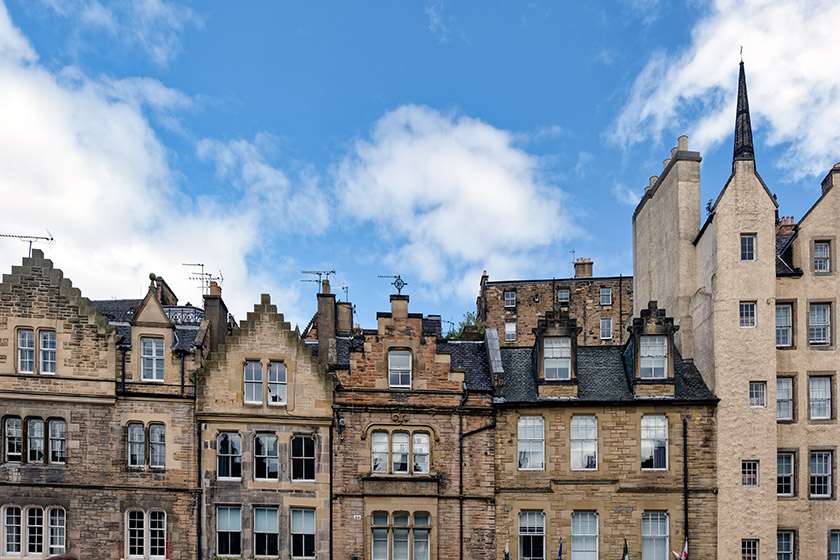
xmin=663 ymin=158 xmax=671 ymax=169
xmin=209 ymin=281 xmax=221 ymax=296
xmin=678 ymin=135 xmax=688 ymax=150
xmin=670 ymin=147 xmax=678 ymax=158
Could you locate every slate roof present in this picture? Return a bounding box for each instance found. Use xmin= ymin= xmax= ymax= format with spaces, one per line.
xmin=91 ymin=299 xmax=142 ymax=322
xmin=499 ymin=340 xmax=715 ymax=403
xmin=90 ymin=299 xmax=201 ymax=351
xmin=436 ymin=340 xmax=493 ymax=391
xmin=775 ymin=233 xmax=799 ymax=275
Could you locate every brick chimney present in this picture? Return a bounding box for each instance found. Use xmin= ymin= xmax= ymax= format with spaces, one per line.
xmin=203 ymin=281 xmax=229 ymax=353
xmin=574 ymin=257 xmax=593 ymax=278
xmin=317 ymin=279 xmax=337 ymax=367
xmin=821 ymin=162 xmax=840 ymax=195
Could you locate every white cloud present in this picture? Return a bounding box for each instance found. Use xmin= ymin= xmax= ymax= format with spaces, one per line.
xmin=0 ymin=2 xmax=309 ymax=326
xmin=611 ymin=0 xmax=840 ymax=179
xmin=35 ymin=0 xmax=200 ymax=66
xmin=612 ymin=182 xmax=642 ymax=206
xmin=424 ymin=1 xmax=450 ymax=44
xmin=334 ymin=104 xmax=580 ymax=300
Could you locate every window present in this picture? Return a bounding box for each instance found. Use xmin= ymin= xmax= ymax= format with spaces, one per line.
xmin=48 ymin=509 xmax=65 ymax=556
xmin=127 ymin=510 xmax=144 ymax=558
xmin=149 ymin=424 xmax=165 ymax=469
xmin=742 ymin=460 xmax=758 ymax=486
xmin=640 ymin=336 xmax=667 ymax=379
xmin=370 ymin=431 xmax=430 ymax=475
xmin=39 ymin=331 xmax=56 ymax=374
xmin=777 ymin=379 xmax=793 ymax=421
xmin=831 ymin=531 xmax=840 ymax=560
xmin=641 ymin=416 xmax=668 ymax=470
xmin=741 ymin=234 xmax=755 ymax=260
xmin=292 ymin=435 xmax=316 ymax=481
xmin=413 ymin=433 xmax=429 ymax=473
xmin=17 ymin=329 xmax=34 ymax=373
xmin=505 ymin=321 xmax=516 ymax=342
xmin=149 ymin=511 xmax=165 ymax=559
xmin=128 ymin=423 xmax=145 ymax=467
xmin=268 ymin=362 xmax=287 ymax=405
xmin=372 ymin=432 xmax=388 ymax=473
xmin=371 ymin=511 xmax=430 ymax=560
xmin=49 ymin=420 xmax=66 ymax=464
xmin=291 ymin=508 xmax=315 ymax=559
xmin=392 ymin=433 xmax=409 ymax=473
xmin=5 ymin=417 xmax=22 ymax=462
xmin=810 ymin=450 xmax=832 ymax=498
xmin=600 ymin=288 xmax=612 ymax=306
xmin=254 ymin=507 xmax=279 ymax=558
xmin=557 ymin=288 xmax=570 ymax=303
xmin=4 ymin=506 xmax=21 ymax=555
xmin=777 ymin=531 xmax=793 ymax=560
xmin=599 ymin=318 xmax=612 ymax=340
xmin=389 ymin=350 xmax=411 ymax=389
xmin=749 ymin=382 xmax=766 ymax=407
xmin=809 ymin=376 xmax=832 ymax=420
xmin=27 ymin=507 xmax=43 ymax=556
xmin=815 ymin=241 xmax=831 ymax=272
xmin=641 ymin=512 xmax=668 ymax=560
xmin=216 ymin=506 xmax=241 ymax=557
xmin=740 ymin=302 xmax=756 ymax=328
xmin=254 ymin=434 xmax=279 ymax=481
xmin=571 ymin=512 xmax=598 ymax=560
xmin=519 ymin=511 xmax=545 ymax=560
xmin=517 ymin=416 xmax=544 ymax=470
xmin=28 ymin=418 xmax=44 ymax=463
xmin=777 ymin=453 xmax=794 ymax=496
xmin=809 ymin=303 xmax=831 ymax=345
xmin=741 ymin=539 xmax=758 ymax=560
xmin=140 ymin=338 xmax=164 ymax=381
xmin=776 ymin=304 xmax=792 ymax=347
xmin=544 ymin=337 xmax=571 ymax=380
xmin=217 ymin=433 xmax=242 ymax=479
xmin=570 ymin=416 xmax=597 ymax=471
xmin=505 ymin=291 xmax=516 ymax=308
xmin=244 ymin=360 xmax=263 ymax=404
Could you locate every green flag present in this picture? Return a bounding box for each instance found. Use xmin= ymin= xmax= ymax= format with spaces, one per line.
xmin=623 ymin=538 xmax=629 ymax=560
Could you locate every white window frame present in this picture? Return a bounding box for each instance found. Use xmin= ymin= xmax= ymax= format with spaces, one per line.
xmin=777 ymin=531 xmax=793 ymax=560
xmin=5 ymin=417 xmax=22 ymax=463
xmin=544 ymin=337 xmax=571 ymax=380
xmin=641 ymin=415 xmax=668 ymax=470
xmin=217 ymin=432 xmax=242 ymax=480
xmin=254 ymin=506 xmax=279 ymax=558
xmin=571 ymin=511 xmax=598 ymax=560
xmin=290 ymin=508 xmax=316 ymax=559
xmin=25 ymin=507 xmax=43 ymax=556
xmin=777 ymin=452 xmax=794 ymax=497
xmin=557 ymin=288 xmax=570 ymax=303
xmin=740 ymin=234 xmax=755 ymax=261
xmin=49 ymin=419 xmax=66 ymax=464
xmin=810 ymin=450 xmax=832 ymax=498
xmin=600 ymin=288 xmax=612 ymax=306
xmin=371 ymin=511 xmax=430 ymax=560
xmin=809 ymin=376 xmax=832 ymax=420
xmin=4 ymin=506 xmax=22 ymax=556
xmin=392 ymin=432 xmax=410 ymax=473
xmin=741 ymin=539 xmax=758 ymax=560
xmin=268 ymin=361 xmax=287 ymax=406
xmin=517 ymin=416 xmax=545 ymax=471
xmin=741 ymin=460 xmax=759 ymax=487
xmin=47 ymin=508 xmax=65 ymax=557
xmin=641 ymin=511 xmax=668 ymax=560
xmin=148 ymin=510 xmax=166 ymax=559
xmin=815 ymin=240 xmax=831 ymax=272
xmin=149 ymin=424 xmax=165 ymax=469
xmin=17 ymin=328 xmax=35 ymax=373
xmin=504 ymin=291 xmax=516 ymax=308
xmin=809 ymin=303 xmax=831 ymax=345
xmin=412 ymin=433 xmax=430 ymax=474
xmin=126 ymin=509 xmax=145 ymax=559
xmin=388 ymin=350 xmax=412 ymax=389
xmin=830 ymin=531 xmax=840 ymax=560
xmin=739 ymin=302 xmax=756 ymax=328
xmin=140 ymin=337 xmax=165 ymax=382
xmin=28 ymin=418 xmax=44 ymax=464
xmin=749 ymin=381 xmax=766 ymax=408
xmin=244 ymin=360 xmax=263 ymax=404
xmin=505 ymin=321 xmax=517 ymax=342
xmin=776 ymin=304 xmax=792 ymax=347
xmin=39 ymin=331 xmax=56 ymax=374
xmin=599 ymin=318 xmax=612 ymax=340
xmin=291 ymin=435 xmax=316 ymax=482
xmin=254 ymin=433 xmax=279 ymax=481
xmin=570 ymin=416 xmax=597 ymax=471
xmin=640 ymin=336 xmax=667 ymax=379
xmin=216 ymin=505 xmax=241 ymax=558
xmin=370 ymin=431 xmax=431 ymax=475
xmin=518 ymin=511 xmax=545 ymax=560
xmin=128 ymin=422 xmax=145 ymax=468
xmin=777 ymin=378 xmax=793 ymax=421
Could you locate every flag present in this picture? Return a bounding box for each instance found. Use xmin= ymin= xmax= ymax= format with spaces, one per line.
xmin=672 ymin=538 xmax=688 ymax=560
xmin=622 ymin=538 xmax=629 ymax=560
xmin=505 ymin=539 xmax=510 ymax=560
xmin=557 ymin=539 xmax=562 ymax=560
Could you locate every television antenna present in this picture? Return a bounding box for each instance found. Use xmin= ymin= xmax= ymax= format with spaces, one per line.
xmin=335 ymin=285 xmax=350 ymax=301
xmin=301 ymin=269 xmax=336 ymax=284
xmin=183 ymin=263 xmax=222 ymax=296
xmin=378 ymin=274 xmax=408 ymax=295
xmin=0 ymin=230 xmax=54 ymax=257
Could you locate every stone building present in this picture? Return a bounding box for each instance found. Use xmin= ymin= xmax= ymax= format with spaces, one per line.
xmin=0 ymin=250 xmax=207 ymax=560
xmin=492 ymin=302 xmax=717 ymax=560
xmin=633 ymin=61 xmax=840 ymax=559
xmin=325 ymin=290 xmax=496 ymax=560
xmin=477 ymin=260 xmax=633 ymax=348
xmin=196 ymin=289 xmax=334 ymax=559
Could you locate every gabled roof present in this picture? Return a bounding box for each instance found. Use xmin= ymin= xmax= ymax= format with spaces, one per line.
xmin=436 ymin=340 xmax=493 ymax=391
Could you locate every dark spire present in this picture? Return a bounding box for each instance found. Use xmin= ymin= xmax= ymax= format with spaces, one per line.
xmin=733 ymin=61 xmax=754 ymax=162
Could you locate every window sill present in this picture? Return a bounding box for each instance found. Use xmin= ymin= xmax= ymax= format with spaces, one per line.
xmin=808 ymin=495 xmax=834 ymax=500
xmin=776 ymin=419 xmax=796 ymax=424
xmin=808 ymin=344 xmax=835 ymax=350
xmin=362 ymin=473 xmax=440 ymax=481
xmin=139 ymin=379 xmax=166 ymax=383
xmin=776 ymin=345 xmax=795 ymax=350
xmin=216 ymin=477 xmax=242 ymax=482
xmin=641 ymin=468 xmax=669 ymax=472
xmin=290 ymin=478 xmax=316 ymax=483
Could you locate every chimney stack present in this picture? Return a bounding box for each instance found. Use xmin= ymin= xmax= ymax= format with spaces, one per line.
xmin=574 ymin=257 xmax=593 ymax=278
xmin=317 ymin=286 xmax=336 ymax=368
xmin=390 ymin=294 xmax=409 ymax=319
xmin=821 ymin=163 xmax=840 ymax=196
xmin=203 ymin=281 xmax=229 ymax=353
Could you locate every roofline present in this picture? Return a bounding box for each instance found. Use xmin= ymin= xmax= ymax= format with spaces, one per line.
xmin=496 ymin=397 xmax=719 ymax=407
xmin=485 ymin=274 xmax=631 ymax=286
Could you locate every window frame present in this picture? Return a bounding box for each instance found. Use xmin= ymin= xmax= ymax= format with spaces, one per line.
xmin=518 ymin=510 xmax=545 ymax=560
xmin=740 ymin=234 xmax=756 ymax=261
xmin=739 ymin=301 xmax=756 ymax=328
xmin=254 ymin=433 xmax=280 ymax=481
xmin=570 ymin=416 xmax=597 ymax=471
xmin=290 ymin=508 xmax=316 ymax=560
xmin=140 ymin=337 xmax=165 ymax=382
xmin=741 ymin=460 xmax=759 ymax=487
xmin=600 ymin=287 xmax=612 ymax=306
xmin=268 ymin=361 xmax=288 ymax=406
xmin=777 ymin=378 xmax=794 ymax=422
xmin=253 ymin=506 xmax=280 ymax=559
xmin=777 ymin=451 xmax=795 ymax=497
xmin=571 ymin=511 xmax=598 ymax=560
xmin=370 ymin=511 xmax=431 ymax=560
xmin=777 ymin=530 xmax=794 ymax=560
xmin=641 ymin=511 xmax=669 ymax=560
xmin=741 ymin=539 xmax=758 ymax=560
xmin=749 ymin=381 xmax=766 ymax=408
xmin=47 ymin=508 xmax=65 ymax=557
xmin=149 ymin=424 xmax=165 ymax=470
xmin=388 ymin=349 xmax=412 ymax=389
xmin=814 ymin=240 xmax=831 ymax=273
xmin=244 ymin=360 xmax=264 ymax=405
xmin=127 ymin=422 xmax=146 ymax=468
xmin=809 ymin=376 xmax=833 ymax=420
xmin=27 ymin=418 xmax=45 ymax=464
xmin=505 ymin=321 xmax=517 ymax=342
xmin=830 ymin=530 xmax=840 ymax=560
xmin=504 ymin=290 xmax=516 ymax=308
xmin=216 ymin=505 xmax=242 ymax=558
xmin=369 ymin=430 xmax=432 ymax=475
xmin=640 ymin=336 xmax=667 ymax=379
xmin=557 ymin=288 xmax=570 ymax=303
xmin=17 ymin=328 xmax=35 ymax=374
xmin=809 ymin=302 xmax=832 ymax=346
xmin=517 ymin=416 xmax=545 ymax=471
xmin=5 ymin=417 xmax=23 ymax=463
xmin=809 ymin=449 xmax=833 ymax=499
xmin=776 ymin=303 xmax=793 ymax=348
xmin=217 ymin=432 xmax=243 ymax=480
xmin=543 ymin=337 xmax=571 ymax=381
xmin=39 ymin=331 xmax=56 ymax=375
xmin=49 ymin=419 xmax=66 ymax=464
xmin=641 ymin=415 xmax=668 ymax=471
xmin=291 ymin=435 xmax=316 ymax=482
xmin=4 ymin=505 xmax=22 ymax=556
xmin=599 ymin=318 xmax=612 ymax=340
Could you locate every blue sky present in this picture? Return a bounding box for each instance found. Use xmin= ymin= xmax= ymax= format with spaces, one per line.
xmin=1 ymin=0 xmax=838 ymax=330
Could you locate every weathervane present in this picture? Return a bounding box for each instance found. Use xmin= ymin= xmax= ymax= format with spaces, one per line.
xmin=378 ymin=274 xmax=408 ymax=295
xmin=0 ymin=231 xmax=55 ymax=257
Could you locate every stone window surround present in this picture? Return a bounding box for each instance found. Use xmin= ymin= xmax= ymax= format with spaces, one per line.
xmin=125 ymin=421 xmax=166 ymax=471
xmin=138 ymin=335 xmax=165 ymax=383
xmin=808 ymin=446 xmax=836 ymax=500
xmin=569 ymin=415 xmax=598 ymax=472
xmin=124 ymin=508 xmax=166 ymax=560
xmin=2 ymin=415 xmax=66 ymax=466
xmin=807 ymin=372 xmax=836 ymax=423
xmin=776 ymin=301 xmax=796 ymax=349
xmin=364 ymin=503 xmax=437 ymax=560
xmin=807 ymin=299 xmax=836 ymax=350
xmin=14 ymin=326 xmax=56 ymax=376
xmin=240 ymin=358 xmax=289 ymax=407
xmin=213 ymin=503 xmax=324 ymax=559
xmin=364 ymin=424 xmax=435 ymax=476
xmin=1 ymin=505 xmax=67 ymax=558
xmin=387 ymin=348 xmax=412 ymax=390
xmin=777 ymin=448 xmax=798 ymax=498
xmin=214 ymin=429 xmax=322 ymax=483
xmin=811 ymin=236 xmax=836 ymax=275
xmin=776 ymin=375 xmax=797 ymax=424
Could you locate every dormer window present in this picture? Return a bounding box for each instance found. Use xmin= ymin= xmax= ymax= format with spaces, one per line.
xmin=640 ymin=336 xmax=667 ymax=379
xmin=140 ymin=338 xmax=164 ymax=381
xmin=544 ymin=337 xmax=571 ymax=380
xmin=388 ymin=350 xmax=411 ymax=389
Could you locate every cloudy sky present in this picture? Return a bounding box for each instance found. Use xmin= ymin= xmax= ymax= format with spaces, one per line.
xmin=1 ymin=0 xmax=838 ymax=330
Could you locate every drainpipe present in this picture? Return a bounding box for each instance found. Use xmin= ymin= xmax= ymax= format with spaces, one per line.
xmin=197 ymin=420 xmax=203 ymax=560
xmin=683 ymin=417 xmax=689 ymax=546
xmin=459 ymin=389 xmax=496 ymax=560
xmin=180 ymin=353 xmax=185 ymax=397
xmin=120 ymin=346 xmax=127 ymax=393
xmin=619 ymin=275 xmax=623 ymax=343
xmin=330 ymin=407 xmax=335 ymax=560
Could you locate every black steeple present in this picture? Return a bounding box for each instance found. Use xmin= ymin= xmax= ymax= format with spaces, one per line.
xmin=733 ymin=61 xmax=755 ymax=162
